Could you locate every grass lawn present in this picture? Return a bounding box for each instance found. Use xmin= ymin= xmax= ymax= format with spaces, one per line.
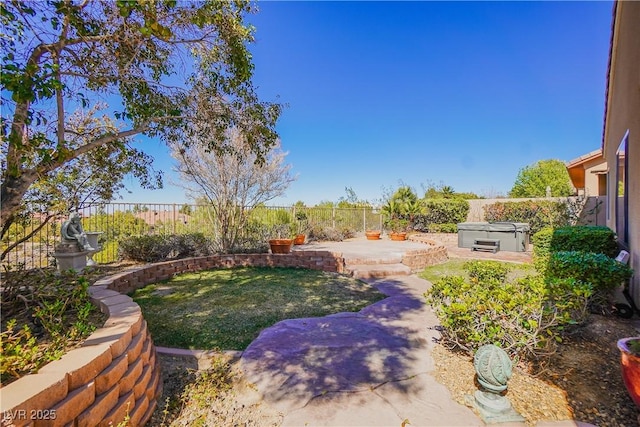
xmin=418 ymin=258 xmax=535 ymax=283
xmin=130 ymin=267 xmax=385 ymax=350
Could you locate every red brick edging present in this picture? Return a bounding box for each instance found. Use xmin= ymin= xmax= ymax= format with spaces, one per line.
xmin=0 ymin=251 xmax=345 ymax=427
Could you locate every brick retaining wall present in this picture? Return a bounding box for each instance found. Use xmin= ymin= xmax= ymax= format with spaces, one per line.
xmin=0 ymin=251 xmax=345 ymax=427
xmin=404 ymin=234 xmax=449 ymax=270
xmin=99 ymin=251 xmax=345 ymax=294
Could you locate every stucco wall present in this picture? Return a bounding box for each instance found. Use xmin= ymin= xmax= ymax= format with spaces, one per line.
xmin=581 ymin=157 xmax=608 ymax=196
xmin=603 ymin=1 xmax=640 ymax=306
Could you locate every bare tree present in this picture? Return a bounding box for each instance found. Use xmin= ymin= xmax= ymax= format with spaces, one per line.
xmin=171 ymin=127 xmax=295 ymax=252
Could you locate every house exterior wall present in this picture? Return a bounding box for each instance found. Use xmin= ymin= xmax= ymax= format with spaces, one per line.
xmin=603 ymin=1 xmax=640 ymax=306
xmin=582 ymin=157 xmax=608 ymax=196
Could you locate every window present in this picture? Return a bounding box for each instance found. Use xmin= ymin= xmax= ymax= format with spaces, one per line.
xmin=616 ymin=131 xmax=629 ymax=247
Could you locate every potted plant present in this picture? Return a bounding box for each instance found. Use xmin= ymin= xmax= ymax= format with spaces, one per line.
xmin=381 ymin=195 xmax=418 ymax=241
xmin=268 ymin=223 xmax=294 ymax=254
xmin=617 ymin=337 xmax=640 ymax=407
xmin=388 ymin=218 xmax=410 ymax=241
xmin=365 ymin=229 xmax=381 ymax=240
xmin=292 ymin=212 xmax=310 ymax=245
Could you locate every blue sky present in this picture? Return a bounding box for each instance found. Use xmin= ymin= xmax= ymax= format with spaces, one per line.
xmin=122 ymin=0 xmax=614 ymax=206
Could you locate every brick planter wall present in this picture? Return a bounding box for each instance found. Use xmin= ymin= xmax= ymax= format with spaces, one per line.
xmin=404 ymin=234 xmax=449 ymax=270
xmin=1 ymin=290 xmax=160 ymax=427
xmin=1 ymin=251 xmax=344 ymax=427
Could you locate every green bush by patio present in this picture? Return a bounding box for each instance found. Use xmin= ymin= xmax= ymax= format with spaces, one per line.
xmin=424 ymin=260 xmax=592 ymax=360
xmin=130 ymin=267 xmax=385 ymax=350
xmin=545 ymin=251 xmax=633 ymax=307
xmin=533 ymin=225 xmax=622 ymax=273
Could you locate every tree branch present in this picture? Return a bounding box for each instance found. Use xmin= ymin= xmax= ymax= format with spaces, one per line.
xmin=0 ymin=213 xmax=57 ymax=262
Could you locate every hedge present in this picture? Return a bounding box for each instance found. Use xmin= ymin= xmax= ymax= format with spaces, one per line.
xmin=532 ymin=225 xmax=619 ymax=270
xmin=483 ymin=200 xmax=570 ymax=234
xmin=413 ymin=199 xmax=469 ymax=231
xmin=546 ymin=251 xmax=633 ymax=293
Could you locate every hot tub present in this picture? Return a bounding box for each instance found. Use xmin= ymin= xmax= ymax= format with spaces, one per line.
xmin=457 ymin=222 xmax=530 ymax=252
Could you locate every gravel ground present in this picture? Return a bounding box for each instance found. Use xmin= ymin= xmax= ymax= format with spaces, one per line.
xmin=433 ymin=314 xmax=640 ymax=427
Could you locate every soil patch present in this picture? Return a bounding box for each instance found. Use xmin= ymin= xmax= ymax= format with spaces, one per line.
xmin=433 ymin=314 xmax=640 ymax=426
xmin=148 ymin=353 xmax=282 ymax=426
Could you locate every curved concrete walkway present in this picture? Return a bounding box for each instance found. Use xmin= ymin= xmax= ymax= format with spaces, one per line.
xmin=241 ymin=273 xmax=482 ymax=426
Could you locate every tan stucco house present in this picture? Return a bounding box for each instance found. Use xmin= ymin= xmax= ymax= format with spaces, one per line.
xmin=566 ymin=149 xmax=607 ymax=196
xmin=602 ymin=1 xmax=639 ymax=306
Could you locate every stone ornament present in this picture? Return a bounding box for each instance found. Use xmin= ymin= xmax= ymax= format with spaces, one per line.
xmin=467 ymin=344 xmax=525 ymax=424
xmin=474 ymin=344 xmax=512 ymax=393
xmin=53 ymin=212 xmax=99 ymax=272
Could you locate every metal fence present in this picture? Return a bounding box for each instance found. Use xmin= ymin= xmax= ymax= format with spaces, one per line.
xmin=1 ymin=203 xmax=383 ymax=270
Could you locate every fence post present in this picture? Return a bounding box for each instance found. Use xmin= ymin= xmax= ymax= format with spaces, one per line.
xmin=363 ymin=208 xmax=366 ymax=232
xmin=332 ymin=207 xmax=336 ymax=229
xmin=172 ymin=204 xmax=176 ymax=234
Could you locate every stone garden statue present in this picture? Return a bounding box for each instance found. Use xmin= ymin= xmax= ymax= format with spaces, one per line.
xmin=61 ymin=212 xmax=94 ymax=251
xmin=468 ymin=344 xmax=524 ymax=423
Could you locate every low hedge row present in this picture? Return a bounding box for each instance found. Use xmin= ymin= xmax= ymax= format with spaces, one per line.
xmin=118 ymin=233 xmax=214 ymax=262
xmin=532 ymin=226 xmax=619 ymax=259
xmin=546 ymin=251 xmax=633 ymax=302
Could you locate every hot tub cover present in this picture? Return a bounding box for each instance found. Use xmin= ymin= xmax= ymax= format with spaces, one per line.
xmin=457 ymin=222 xmax=530 ymax=232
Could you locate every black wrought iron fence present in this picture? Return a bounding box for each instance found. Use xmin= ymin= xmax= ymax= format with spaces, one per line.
xmin=1 ymin=203 xmax=382 ymax=270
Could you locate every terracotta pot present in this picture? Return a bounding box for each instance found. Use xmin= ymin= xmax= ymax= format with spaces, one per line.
xmin=365 ymin=231 xmax=381 ymax=240
xmin=293 ymin=234 xmax=306 ymax=245
xmin=269 ymin=239 xmax=293 ymax=254
xmin=389 ymin=232 xmax=407 ymax=241
xmin=618 ymin=337 xmax=640 ymax=407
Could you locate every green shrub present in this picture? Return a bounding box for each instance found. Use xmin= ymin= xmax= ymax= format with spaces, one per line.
xmin=484 ymin=200 xmax=570 ymax=234
xmin=546 ymin=251 xmax=633 ymax=294
xmin=535 ymin=226 xmax=618 ymax=257
xmin=427 ymin=223 xmax=458 ymax=233
xmin=119 ymin=233 xmax=218 ymax=261
xmin=118 ymin=235 xmax=173 ymax=262
xmin=533 ymin=226 xmax=619 ymax=272
xmin=232 ymin=221 xmax=271 ymax=253
xmin=171 ymin=233 xmax=213 ymax=258
xmin=308 ymin=225 xmax=353 ymax=241
xmin=1 ymin=272 xmax=99 ymax=384
xmin=463 ymin=260 xmax=512 ymax=283
xmin=425 ymin=261 xmax=592 ymax=361
xmin=413 ymin=199 xmax=469 ymax=231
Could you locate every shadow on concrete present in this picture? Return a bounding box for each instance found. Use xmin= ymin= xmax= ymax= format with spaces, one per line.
xmin=240 ymin=277 xmax=432 ymax=411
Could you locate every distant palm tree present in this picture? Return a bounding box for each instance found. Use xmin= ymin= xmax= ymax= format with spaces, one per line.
xmin=441 ymin=186 xmax=455 ymax=198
